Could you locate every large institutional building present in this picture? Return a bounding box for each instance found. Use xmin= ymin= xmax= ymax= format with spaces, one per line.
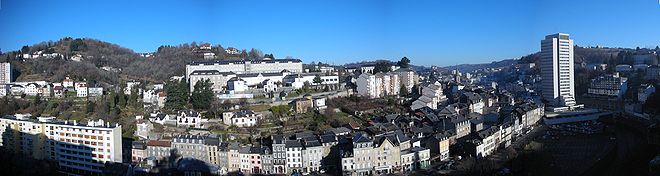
xmin=540 ymin=33 xmax=577 ymax=109
xmin=185 ymin=59 xmax=304 ymax=80
xmin=0 ymin=62 xmax=11 ymax=84
xmin=0 ymin=115 xmax=123 ymax=175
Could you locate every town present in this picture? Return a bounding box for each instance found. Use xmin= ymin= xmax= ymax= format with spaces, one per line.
xmin=1 ymin=32 xmax=659 ymax=176
xmin=1 ymin=1 xmax=660 ymax=176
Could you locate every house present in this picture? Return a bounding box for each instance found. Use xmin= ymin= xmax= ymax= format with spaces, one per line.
xmin=227 ymin=77 xmax=248 ymax=92
xmin=459 ymin=92 xmax=485 ymax=114
xmin=75 ymin=82 xmax=88 ymax=97
xmin=313 ymin=97 xmax=327 ymax=111
xmin=292 ymin=94 xmax=314 ymax=113
xmin=222 ymin=110 xmax=261 ymax=127
xmin=24 ymin=83 xmax=40 ymax=96
xmin=285 ymin=140 xmax=304 ymax=173
xmin=62 ymin=76 xmax=74 ymax=88
xmin=176 ymin=110 xmax=207 ymax=128
xmin=88 ymin=87 xmax=103 ymax=97
xmin=135 ymin=120 xmax=154 ymax=140
xmin=262 ymin=79 xmax=278 ymax=92
xmin=301 ymin=137 xmax=323 ymax=174
xmin=146 ymin=140 xmax=172 ymax=160
xmin=425 ymin=132 xmax=454 ymax=161
xmin=272 ymin=135 xmax=287 ymax=174
xmin=53 ymin=86 xmax=64 ymax=97
xmin=131 ymin=141 xmax=147 ymax=163
xmin=149 ymin=113 xmax=176 ymax=125
xmin=400 ymin=146 xmax=431 ymax=172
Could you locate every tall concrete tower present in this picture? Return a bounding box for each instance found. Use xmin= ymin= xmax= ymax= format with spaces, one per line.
xmin=540 ymin=33 xmax=576 ymax=107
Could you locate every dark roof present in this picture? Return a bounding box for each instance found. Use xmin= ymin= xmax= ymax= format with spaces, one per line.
xmin=189 ymin=58 xmax=302 ymax=65
xmin=285 ymin=140 xmax=303 ymax=148
xmin=190 ymin=70 xmax=236 ymax=76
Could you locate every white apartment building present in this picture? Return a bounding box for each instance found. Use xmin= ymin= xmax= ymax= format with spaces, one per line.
xmin=588 ymin=74 xmax=628 ymax=98
xmin=392 ymin=68 xmax=419 ymax=92
xmin=0 ymin=62 xmax=11 ymax=84
xmin=301 ymin=138 xmax=324 ymax=174
xmin=411 ymin=82 xmax=447 ymax=110
xmin=540 ymin=33 xmax=577 ymax=108
xmin=285 ymin=140 xmax=303 ymax=173
xmin=0 ymin=116 xmax=122 ymax=175
xmin=185 ymin=59 xmax=303 ymax=80
xmin=356 ymin=72 xmax=400 ymax=98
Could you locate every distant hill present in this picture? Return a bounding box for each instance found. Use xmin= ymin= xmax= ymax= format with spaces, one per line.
xmin=0 ymin=38 xmax=273 ymax=85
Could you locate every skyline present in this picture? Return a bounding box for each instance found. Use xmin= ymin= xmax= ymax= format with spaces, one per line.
xmin=1 ymin=0 xmax=660 ymax=66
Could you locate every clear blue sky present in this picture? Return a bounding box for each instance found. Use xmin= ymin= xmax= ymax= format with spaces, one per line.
xmin=1 ymin=0 xmax=659 ymax=66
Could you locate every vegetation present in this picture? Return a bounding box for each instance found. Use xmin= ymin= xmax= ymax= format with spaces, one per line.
xmin=397 ymin=56 xmax=410 ymax=68
xmin=190 ymin=79 xmax=214 ymax=110
xmin=373 ymin=61 xmax=392 ymax=73
xmin=164 ymin=79 xmax=189 ymax=111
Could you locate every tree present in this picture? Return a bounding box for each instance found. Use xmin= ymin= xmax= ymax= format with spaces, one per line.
xmin=21 ymin=45 xmax=30 ymax=54
xmin=165 ymin=79 xmax=189 ymax=110
xmin=399 ymin=83 xmax=409 ymax=96
xmin=248 ymin=48 xmax=263 ymax=60
xmin=190 ymin=79 xmax=214 ymax=110
xmin=264 ymin=53 xmax=275 ymax=59
xmin=373 ymin=61 xmax=392 ymax=73
xmin=313 ymin=75 xmax=323 ymax=85
xmin=397 ymin=57 xmax=411 ymax=68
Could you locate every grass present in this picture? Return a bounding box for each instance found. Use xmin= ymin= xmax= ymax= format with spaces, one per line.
xmin=249 ymin=104 xmax=271 ymax=112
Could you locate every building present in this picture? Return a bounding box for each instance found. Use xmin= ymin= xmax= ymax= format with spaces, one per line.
xmin=459 ymin=92 xmax=485 ymax=114
xmin=356 ymin=72 xmax=401 ymax=98
xmin=285 ymin=140 xmax=304 ymax=173
xmin=411 ymin=82 xmax=447 ymax=110
xmin=292 ymin=94 xmax=314 ymax=113
xmin=131 ymin=141 xmax=147 ymax=163
xmin=0 ymin=62 xmax=11 ymax=84
xmin=399 ymin=146 xmax=431 ymax=172
xmin=392 ymin=68 xmax=419 ymax=92
xmin=185 ymin=59 xmax=303 ymax=80
xmin=272 ymin=135 xmax=287 ymax=174
xmin=540 ymin=33 xmax=577 ymax=109
xmin=587 ymin=74 xmax=628 ymax=98
xmin=172 ymin=134 xmax=208 ymax=161
xmin=176 ymin=110 xmax=207 ymax=129
xmin=0 ymin=116 xmax=122 ymax=175
xmin=221 ymin=110 xmax=261 ymax=127
xmin=75 ymin=82 xmax=88 ymax=97
xmin=425 ymin=132 xmax=453 ymax=161
xmin=227 ymin=142 xmax=241 ymax=172
xmin=301 ymin=137 xmax=323 ymax=174
xmin=188 ymin=70 xmax=236 ymax=93
xmin=146 ymin=140 xmax=172 ymax=160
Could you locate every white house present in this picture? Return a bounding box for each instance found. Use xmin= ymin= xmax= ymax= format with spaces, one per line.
xmin=222 ymin=110 xmax=262 ymax=127
xmin=176 ymin=110 xmax=207 ymax=128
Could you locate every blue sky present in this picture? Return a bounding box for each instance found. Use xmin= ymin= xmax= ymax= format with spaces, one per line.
xmin=1 ymin=0 xmax=659 ymax=66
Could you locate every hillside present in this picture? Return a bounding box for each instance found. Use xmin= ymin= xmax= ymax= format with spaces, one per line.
xmin=0 ymin=38 xmax=272 ymax=85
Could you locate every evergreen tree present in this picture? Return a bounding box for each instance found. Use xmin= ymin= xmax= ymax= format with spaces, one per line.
xmin=397 ymin=57 xmax=411 ymax=68
xmin=190 ymin=79 xmax=214 ymax=110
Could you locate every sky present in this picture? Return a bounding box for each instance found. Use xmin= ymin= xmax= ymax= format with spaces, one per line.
xmin=1 ymin=0 xmax=659 ymax=66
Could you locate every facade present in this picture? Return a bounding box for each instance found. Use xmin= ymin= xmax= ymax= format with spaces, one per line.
xmin=146 ymin=140 xmax=172 ymax=160
xmin=356 ymin=72 xmax=401 ymax=98
xmin=75 ymin=82 xmax=88 ymax=97
xmin=172 ymin=135 xmax=208 ymax=161
xmin=221 ymin=110 xmax=261 ymax=127
xmin=302 ymin=138 xmax=324 ymax=174
xmin=285 ymin=140 xmax=303 ymax=173
xmin=399 ymin=147 xmax=431 ymax=172
xmin=0 ymin=62 xmax=11 ymax=84
xmin=392 ymin=68 xmax=419 ymax=92
xmin=188 ymin=70 xmax=236 ymax=93
xmin=587 ymin=74 xmax=628 ymax=98
xmin=186 ymin=59 xmax=303 ymax=80
xmin=411 ymin=83 xmax=447 ymax=110
xmin=0 ymin=116 xmax=122 ymax=175
xmin=540 ymin=33 xmax=577 ymax=108
xmin=176 ymin=110 xmax=207 ymax=128
xmin=227 ymin=142 xmax=241 ymax=172
xmin=272 ymin=135 xmax=287 ymax=174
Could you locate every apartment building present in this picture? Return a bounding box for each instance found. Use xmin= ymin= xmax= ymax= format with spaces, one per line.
xmin=185 ymin=59 xmax=303 ymax=80
xmin=0 ymin=62 xmax=11 ymax=84
xmin=285 ymin=140 xmax=303 ymax=173
xmin=392 ymin=68 xmax=419 ymax=92
xmin=302 ymin=137 xmax=323 ymax=174
xmin=221 ymin=110 xmax=261 ymax=127
xmin=356 ymin=72 xmax=401 ymax=98
xmin=272 ymin=135 xmax=287 ymax=174
xmin=0 ymin=115 xmax=122 ymax=175
xmin=171 ymin=134 xmax=208 ymax=160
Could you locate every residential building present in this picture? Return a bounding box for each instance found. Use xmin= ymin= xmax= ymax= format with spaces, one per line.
xmin=171 ymin=134 xmax=208 ymax=161
xmin=188 ymin=70 xmax=236 ymax=93
xmin=425 ymin=132 xmax=453 ymax=161
xmin=392 ymin=68 xmax=419 ymax=92
xmin=75 ymin=82 xmax=88 ymax=97
xmin=292 ymin=94 xmax=314 ymax=113
xmin=399 ymin=146 xmax=431 ymax=172
xmin=411 ymin=82 xmax=447 ymax=110
xmin=221 ymin=110 xmax=261 ymax=127
xmin=176 ymin=110 xmax=207 ymax=129
xmin=227 ymin=142 xmax=241 ymax=172
xmin=540 ymin=33 xmax=577 ymax=109
xmin=131 ymin=141 xmax=147 ymax=163
xmin=285 ymin=140 xmax=303 ymax=173
xmin=356 ymin=72 xmax=401 ymax=98
xmin=185 ymin=59 xmax=303 ymax=80
xmin=272 ymin=135 xmax=287 ymax=174
xmin=0 ymin=62 xmax=11 ymax=84
xmin=302 ymin=137 xmax=323 ymax=174
xmin=0 ymin=116 xmax=122 ymax=175
xmin=587 ymin=74 xmax=628 ymax=98
xmin=459 ymin=92 xmax=485 ymax=114
xmin=88 ymin=87 xmax=104 ymax=97
xmin=146 ymin=140 xmax=172 ymax=160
